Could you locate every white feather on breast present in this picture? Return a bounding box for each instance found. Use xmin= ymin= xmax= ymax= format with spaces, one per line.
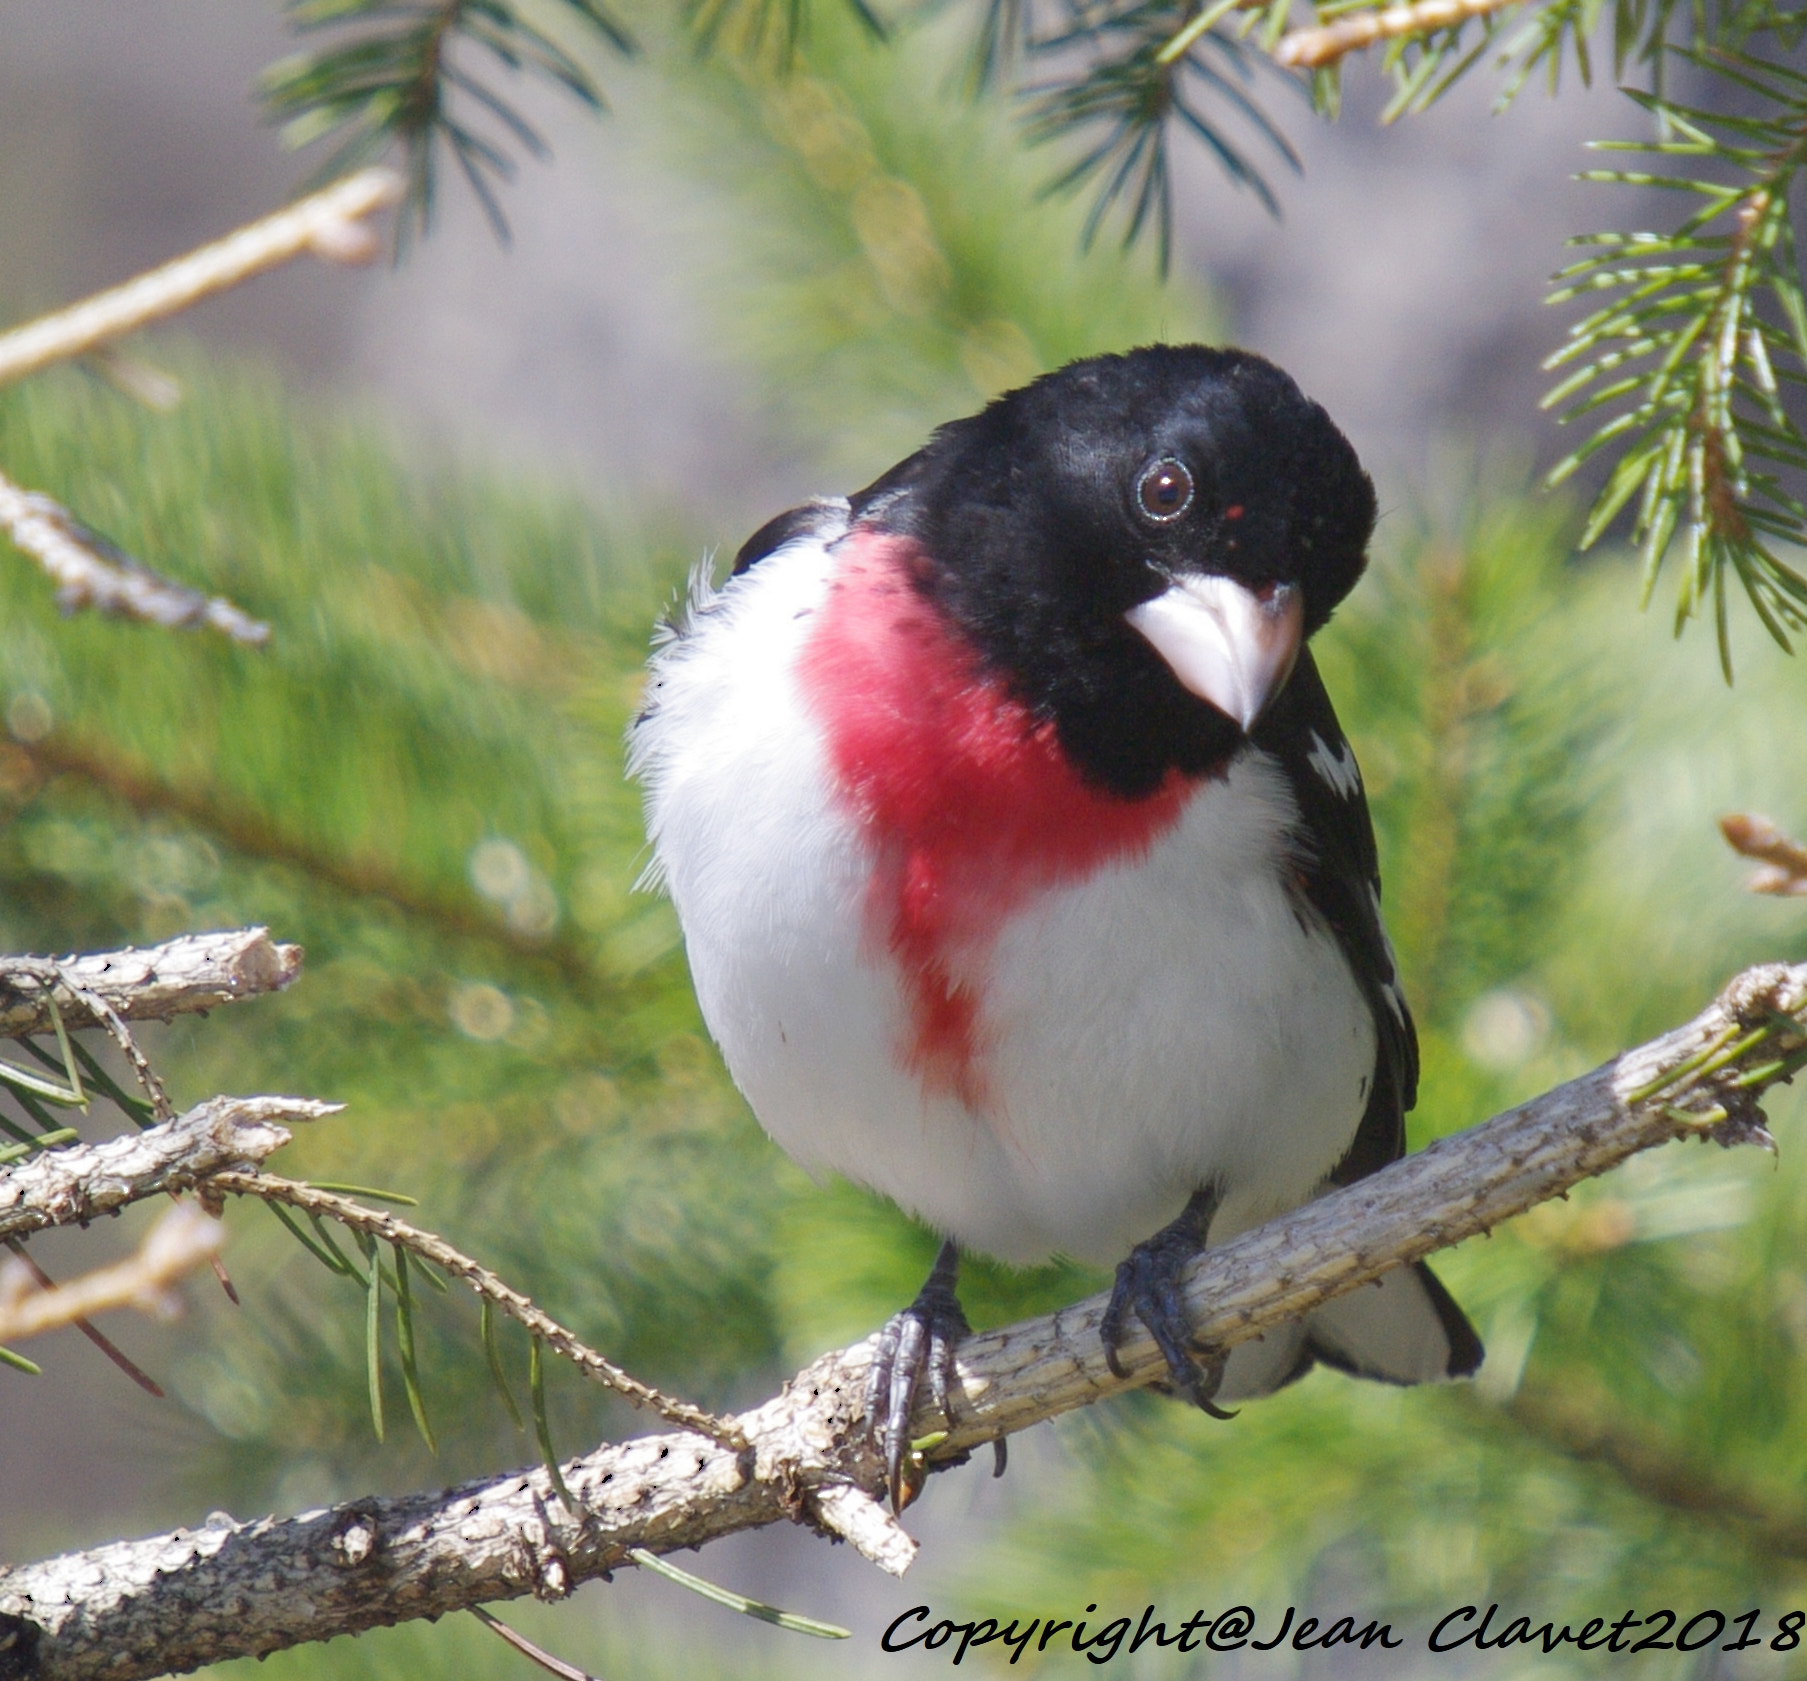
xmin=633 ymin=535 xmax=1376 ymax=1267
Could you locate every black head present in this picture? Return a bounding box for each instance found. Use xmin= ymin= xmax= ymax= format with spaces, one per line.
xmin=848 ymin=345 xmax=1376 ymax=797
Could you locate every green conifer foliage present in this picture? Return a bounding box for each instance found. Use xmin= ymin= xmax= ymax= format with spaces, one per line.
xmin=0 ymin=361 xmax=788 ymax=1507
xmin=3 ymin=6 xmax=1806 ymax=1670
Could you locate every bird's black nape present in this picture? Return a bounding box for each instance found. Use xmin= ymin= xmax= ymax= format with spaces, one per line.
xmin=848 ymin=345 xmax=1377 ymax=799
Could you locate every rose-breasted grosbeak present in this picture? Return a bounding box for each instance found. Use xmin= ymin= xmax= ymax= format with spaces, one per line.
xmin=632 ymin=345 xmax=1482 ymax=1504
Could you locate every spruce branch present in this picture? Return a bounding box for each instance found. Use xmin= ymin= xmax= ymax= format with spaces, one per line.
xmin=207 ymin=1171 xmax=749 ymax=1448
xmin=1022 ymin=0 xmax=1301 ymax=269
xmin=1274 ymin=0 xmax=1524 ymax=70
xmin=1544 ymin=56 xmax=1807 ymax=673
xmin=1266 ymin=0 xmax=1795 ymax=116
xmin=1268 ymin=0 xmax=1579 ymax=118
xmin=261 ymin=1 xmax=636 ymax=244
xmin=1 ymin=960 xmax=1802 ymax=1679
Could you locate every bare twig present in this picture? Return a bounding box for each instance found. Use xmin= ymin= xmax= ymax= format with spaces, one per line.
xmin=0 ymin=1096 xmax=336 ymax=1244
xmin=0 ymin=170 xmax=404 ymax=389
xmin=0 ymin=962 xmax=1801 ymax=1680
xmin=0 ymin=929 xmax=303 ymax=1038
xmin=0 ymin=170 xmax=403 ymax=645
xmin=208 ymin=1171 xmax=748 ymax=1450
xmin=0 ymin=171 xmax=402 ymax=645
xmin=2 ymin=1237 xmax=168 ymax=1397
xmin=1273 ymin=0 xmax=1521 ymax=68
xmin=1721 ymin=812 xmax=1807 ymax=897
xmin=51 ymin=970 xmax=177 ymax=1121
xmin=0 ymin=467 xmax=271 ymax=645
xmin=82 ymin=347 xmax=184 ymax=413
xmin=0 ymin=1202 xmax=222 ymax=1345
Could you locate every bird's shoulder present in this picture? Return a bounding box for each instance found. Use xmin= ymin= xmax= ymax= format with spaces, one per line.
xmin=731 ymin=497 xmax=852 ymax=576
xmin=633 ymin=501 xmax=848 ymax=775
xmin=1251 ymin=652 xmax=1418 ymax=1178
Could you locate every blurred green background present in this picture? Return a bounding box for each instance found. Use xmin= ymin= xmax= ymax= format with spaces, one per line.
xmin=3 ymin=9 xmax=1807 ymax=1680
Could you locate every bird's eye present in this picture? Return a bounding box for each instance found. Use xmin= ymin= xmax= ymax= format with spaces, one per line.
xmin=1136 ymin=459 xmax=1194 ymax=523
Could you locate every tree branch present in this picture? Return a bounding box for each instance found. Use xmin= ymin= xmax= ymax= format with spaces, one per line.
xmin=0 ymin=1203 xmax=222 ymax=1344
xmin=1273 ymin=0 xmax=1521 ymax=68
xmin=1 ymin=961 xmax=1801 ymax=1680
xmin=0 ymin=170 xmax=404 ymax=389
xmin=206 ymin=1170 xmax=749 ymax=1448
xmin=0 ymin=1095 xmax=337 ymax=1244
xmin=0 ymin=928 xmax=303 ymax=1037
xmin=1722 ymin=812 xmax=1807 ymax=897
xmin=0 ymin=468 xmax=271 ymax=646
xmin=0 ymin=170 xmax=402 ymax=644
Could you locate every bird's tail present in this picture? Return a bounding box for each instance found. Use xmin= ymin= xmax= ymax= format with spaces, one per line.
xmin=1216 ymin=1259 xmax=1483 ymax=1401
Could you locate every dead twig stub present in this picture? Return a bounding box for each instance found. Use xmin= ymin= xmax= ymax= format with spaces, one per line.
xmin=1722 ymin=812 xmax=1807 ymax=897
xmin=0 ymin=928 xmax=303 ymax=1038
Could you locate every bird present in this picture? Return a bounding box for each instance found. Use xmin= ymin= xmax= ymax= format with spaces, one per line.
xmin=630 ymin=343 xmax=1482 ymax=1505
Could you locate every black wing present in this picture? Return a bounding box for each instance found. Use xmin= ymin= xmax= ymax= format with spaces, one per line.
xmin=731 ymin=497 xmax=851 ymax=576
xmin=1253 ymin=652 xmax=1482 ymax=1380
xmin=1251 ymin=650 xmax=1415 ymax=1185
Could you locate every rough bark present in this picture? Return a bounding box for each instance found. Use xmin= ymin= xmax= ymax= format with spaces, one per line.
xmin=0 ymin=962 xmax=1800 ymax=1681
xmin=0 ymin=929 xmax=303 ymax=1038
xmin=0 ymin=1096 xmax=336 ymax=1243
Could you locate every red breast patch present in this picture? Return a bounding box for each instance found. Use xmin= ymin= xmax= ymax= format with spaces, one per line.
xmin=796 ymin=530 xmax=1196 ymax=1106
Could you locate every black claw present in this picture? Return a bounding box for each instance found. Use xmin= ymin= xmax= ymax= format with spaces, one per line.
xmin=1099 ymin=1188 xmax=1237 ymax=1417
xmin=864 ymin=1239 xmax=970 ymax=1510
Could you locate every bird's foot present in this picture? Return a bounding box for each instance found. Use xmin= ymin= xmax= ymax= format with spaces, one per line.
xmin=865 ymin=1239 xmax=971 ymax=1510
xmin=1098 ymin=1189 xmax=1236 ymax=1419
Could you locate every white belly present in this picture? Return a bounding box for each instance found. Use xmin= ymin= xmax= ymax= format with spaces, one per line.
xmin=635 ymin=541 xmax=1376 ymax=1266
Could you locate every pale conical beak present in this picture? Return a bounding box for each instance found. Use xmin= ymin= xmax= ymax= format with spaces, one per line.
xmin=1125 ymin=575 xmax=1304 ymax=732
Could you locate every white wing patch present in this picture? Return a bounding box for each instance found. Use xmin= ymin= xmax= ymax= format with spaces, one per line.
xmin=1306 ymin=729 xmax=1362 ymax=800
xmin=1366 ymin=882 xmax=1408 ymax=1024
